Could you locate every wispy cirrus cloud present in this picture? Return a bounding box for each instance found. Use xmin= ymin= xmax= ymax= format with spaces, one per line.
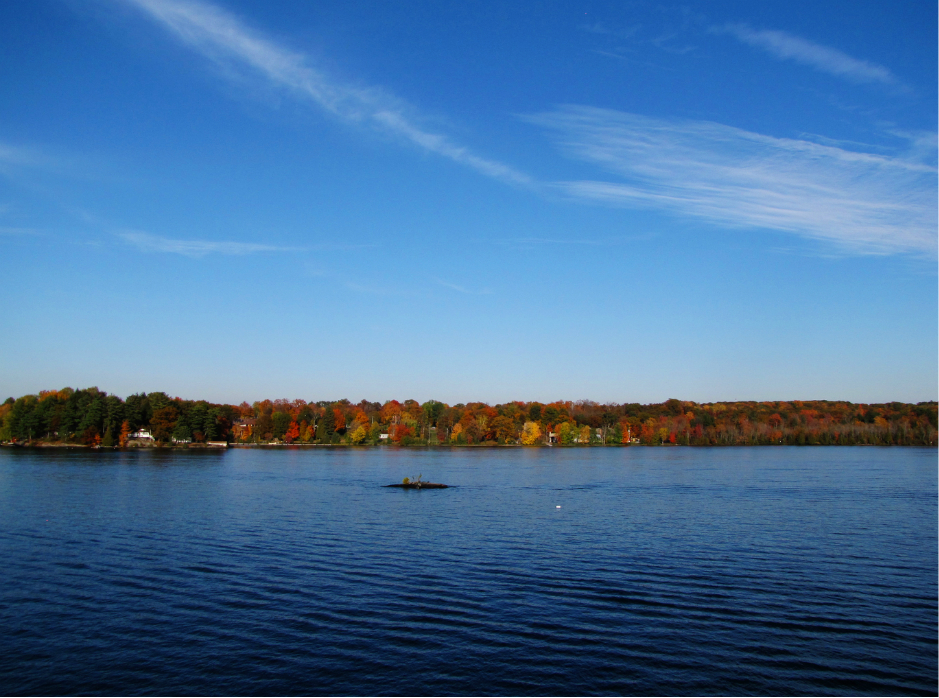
xmin=527 ymin=106 xmax=937 ymax=255
xmin=434 ymin=278 xmax=492 ymax=295
xmin=491 ymin=236 xmax=642 ymax=251
xmin=119 ymin=230 xmax=299 ymax=257
xmin=500 ymin=237 xmax=610 ymax=246
xmin=0 ymin=141 xmax=67 ymax=177
xmin=716 ymin=23 xmax=900 ymax=87
xmin=0 ymin=143 xmax=49 ymax=168
xmin=0 ymin=227 xmax=41 ymax=236
xmin=121 ymin=0 xmax=532 ymax=187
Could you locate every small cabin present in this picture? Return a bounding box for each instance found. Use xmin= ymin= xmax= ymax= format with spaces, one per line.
xmin=231 ymin=419 xmax=256 ymax=441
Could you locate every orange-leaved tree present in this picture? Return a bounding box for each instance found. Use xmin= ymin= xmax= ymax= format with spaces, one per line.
xmin=380 ymin=400 xmax=402 ymax=424
xmin=492 ymin=415 xmax=515 ymax=443
xmin=391 ymin=424 xmax=413 ymax=443
xmin=150 ymin=406 xmax=178 ymax=443
xmin=333 ymin=408 xmax=346 ymax=433
xmin=284 ymin=420 xmax=300 ymax=444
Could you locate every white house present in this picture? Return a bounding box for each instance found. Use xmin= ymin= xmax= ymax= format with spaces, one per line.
xmin=130 ymin=429 xmax=153 ymax=441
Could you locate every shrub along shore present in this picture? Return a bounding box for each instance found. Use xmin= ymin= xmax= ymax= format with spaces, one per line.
xmin=1 ymin=388 xmax=935 ymax=448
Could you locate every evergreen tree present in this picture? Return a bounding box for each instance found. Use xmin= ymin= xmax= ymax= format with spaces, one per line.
xmin=317 ymin=408 xmax=336 ymax=441
xmin=271 ymin=412 xmax=291 ymax=439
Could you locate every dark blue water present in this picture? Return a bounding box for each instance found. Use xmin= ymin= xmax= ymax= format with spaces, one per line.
xmin=0 ymin=446 xmax=935 ymax=695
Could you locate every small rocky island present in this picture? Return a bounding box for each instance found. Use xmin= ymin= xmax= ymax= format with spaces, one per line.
xmin=384 ymin=475 xmax=448 ymax=489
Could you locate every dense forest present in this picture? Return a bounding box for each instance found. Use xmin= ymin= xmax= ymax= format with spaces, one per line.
xmin=1 ymin=388 xmax=935 ymax=447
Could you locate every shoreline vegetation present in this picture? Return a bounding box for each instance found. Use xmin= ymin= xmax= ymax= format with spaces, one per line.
xmin=1 ymin=388 xmax=935 ymax=448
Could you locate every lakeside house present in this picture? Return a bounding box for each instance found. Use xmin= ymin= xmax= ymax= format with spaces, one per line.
xmin=130 ymin=429 xmax=153 ymax=442
xmin=232 ymin=418 xmax=256 ymax=441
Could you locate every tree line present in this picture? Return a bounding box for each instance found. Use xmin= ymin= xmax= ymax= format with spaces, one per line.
xmin=1 ymin=388 xmax=935 ymax=447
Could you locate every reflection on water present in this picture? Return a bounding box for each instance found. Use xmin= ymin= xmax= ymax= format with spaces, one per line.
xmin=0 ymin=446 xmax=935 ymax=695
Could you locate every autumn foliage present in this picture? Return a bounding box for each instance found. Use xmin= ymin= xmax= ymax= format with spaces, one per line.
xmin=284 ymin=421 xmax=300 ymax=444
xmin=0 ymin=389 xmax=935 ymax=448
xmin=521 ymin=421 xmax=542 ymax=445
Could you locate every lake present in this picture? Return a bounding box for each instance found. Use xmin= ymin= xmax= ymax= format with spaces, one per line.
xmin=0 ymin=446 xmax=935 ymax=695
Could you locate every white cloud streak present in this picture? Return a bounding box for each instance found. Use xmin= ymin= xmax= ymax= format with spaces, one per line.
xmin=0 ymin=142 xmax=63 ymax=175
xmin=717 ymin=23 xmax=899 ymax=86
xmin=120 ymin=230 xmax=298 ymax=257
xmin=528 ymin=106 xmax=937 ymax=255
xmin=434 ymin=278 xmax=492 ymax=295
xmin=122 ymin=0 xmax=532 ymax=186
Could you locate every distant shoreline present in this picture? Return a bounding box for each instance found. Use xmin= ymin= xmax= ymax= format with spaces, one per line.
xmin=3 ymin=390 xmax=935 ymax=448
xmin=1 ymin=441 xmax=932 ymax=450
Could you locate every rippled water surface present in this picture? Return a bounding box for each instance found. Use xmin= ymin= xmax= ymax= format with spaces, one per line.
xmin=0 ymin=446 xmax=935 ymax=695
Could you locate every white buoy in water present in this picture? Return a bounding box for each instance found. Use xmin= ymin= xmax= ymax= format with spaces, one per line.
xmin=556 ymin=505 xmax=561 ymax=509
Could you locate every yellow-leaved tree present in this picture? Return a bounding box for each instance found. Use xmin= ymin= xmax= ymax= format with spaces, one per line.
xmin=521 ymin=421 xmax=541 ymax=445
xmin=579 ymin=425 xmax=592 ymax=444
xmin=350 ymin=424 xmax=367 ymax=444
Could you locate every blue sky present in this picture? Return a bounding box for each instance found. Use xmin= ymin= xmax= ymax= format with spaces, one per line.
xmin=1 ymin=0 xmax=935 ymax=404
